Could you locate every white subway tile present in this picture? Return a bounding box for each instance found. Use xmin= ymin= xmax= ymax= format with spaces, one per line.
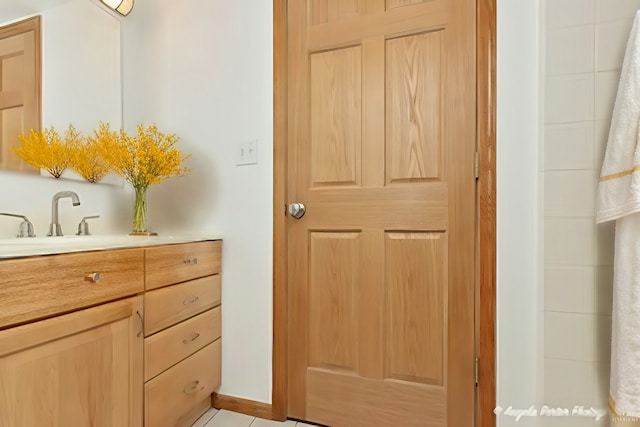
xmin=546 ymin=74 xmax=595 ymax=123
xmin=545 ymin=219 xmax=595 ymax=266
xmin=593 ymin=363 xmax=611 ymax=409
xmin=545 ymin=171 xmax=596 ymax=217
xmin=596 ymin=0 xmax=640 ymax=22
xmin=595 ymin=71 xmax=621 ymax=121
xmin=545 ymin=122 xmax=594 ymax=171
xmin=594 ymin=266 xmax=613 ymax=315
xmin=545 ymin=312 xmax=589 ymax=360
xmin=590 ymin=315 xmax=612 ymax=363
xmin=548 ymin=0 xmax=595 ymax=29
xmin=544 ymin=358 xmax=594 ymax=407
xmin=594 ymin=119 xmax=611 ymax=169
xmin=596 ymin=20 xmax=634 ymax=71
xmin=545 ymin=267 xmax=594 ymax=313
xmin=547 ymin=25 xmax=595 ymax=75
xmin=595 ymin=220 xmax=615 ymax=266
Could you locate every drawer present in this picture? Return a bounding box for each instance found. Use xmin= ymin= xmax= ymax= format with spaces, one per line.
xmin=144 ymin=306 xmax=221 ymax=381
xmin=144 ymin=339 xmax=221 ymax=427
xmin=145 ymin=241 xmax=221 ymax=290
xmin=144 ymin=275 xmax=221 ymax=336
xmin=0 ymin=248 xmax=144 ymax=329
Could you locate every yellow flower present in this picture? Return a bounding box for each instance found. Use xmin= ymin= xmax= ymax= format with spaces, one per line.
xmin=14 ymin=125 xmax=81 ymax=178
xmin=97 ymin=123 xmax=191 ymax=189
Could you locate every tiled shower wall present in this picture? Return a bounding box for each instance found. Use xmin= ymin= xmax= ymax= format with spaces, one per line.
xmin=543 ymin=0 xmax=640 ymax=424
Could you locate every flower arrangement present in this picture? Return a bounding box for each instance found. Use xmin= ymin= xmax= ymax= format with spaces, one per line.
xmin=97 ymin=123 xmax=191 ymax=234
xmin=13 ymin=122 xmax=191 ymax=234
xmin=71 ymin=126 xmax=112 ymax=183
xmin=14 ymin=125 xmax=81 ymax=178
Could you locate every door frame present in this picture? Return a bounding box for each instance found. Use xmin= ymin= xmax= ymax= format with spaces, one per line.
xmin=272 ymin=1 xmax=496 ymax=425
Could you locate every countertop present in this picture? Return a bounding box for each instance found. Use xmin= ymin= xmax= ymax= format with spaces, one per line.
xmin=0 ymin=234 xmax=223 ymax=259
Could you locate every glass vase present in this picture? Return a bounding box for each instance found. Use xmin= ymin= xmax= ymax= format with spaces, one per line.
xmin=132 ymin=185 xmax=150 ymax=235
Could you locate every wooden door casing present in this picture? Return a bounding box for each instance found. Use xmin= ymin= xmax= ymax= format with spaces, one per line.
xmin=286 ymin=1 xmax=476 ymax=426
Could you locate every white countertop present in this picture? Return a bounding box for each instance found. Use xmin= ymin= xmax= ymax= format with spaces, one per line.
xmin=0 ymin=234 xmax=223 ymax=259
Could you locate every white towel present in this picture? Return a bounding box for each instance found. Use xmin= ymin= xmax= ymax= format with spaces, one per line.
xmin=597 ymin=10 xmax=640 ymax=420
xmin=597 ymin=10 xmax=640 ymax=224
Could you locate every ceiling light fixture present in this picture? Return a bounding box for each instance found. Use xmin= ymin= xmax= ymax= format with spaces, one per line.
xmin=100 ymin=0 xmax=134 ymax=16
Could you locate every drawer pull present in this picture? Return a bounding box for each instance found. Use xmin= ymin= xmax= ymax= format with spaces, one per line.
xmin=85 ymin=272 xmax=101 ymax=282
xmin=183 ymin=380 xmax=201 ymax=394
xmin=136 ymin=311 xmax=143 ymax=337
xmin=182 ymin=296 xmax=200 ymax=305
xmin=182 ymin=333 xmax=201 ymax=344
xmin=183 ymin=257 xmax=199 ymax=265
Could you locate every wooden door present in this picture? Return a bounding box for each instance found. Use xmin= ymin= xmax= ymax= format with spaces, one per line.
xmin=0 ymin=297 xmax=144 ymax=427
xmin=286 ymin=1 xmax=476 ymax=426
xmin=0 ymin=16 xmax=40 ymax=173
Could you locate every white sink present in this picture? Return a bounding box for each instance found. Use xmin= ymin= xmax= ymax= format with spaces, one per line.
xmin=0 ymin=234 xmax=223 ymax=259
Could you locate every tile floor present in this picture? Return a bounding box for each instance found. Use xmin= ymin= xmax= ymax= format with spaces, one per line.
xmin=193 ymin=408 xmax=317 ymax=427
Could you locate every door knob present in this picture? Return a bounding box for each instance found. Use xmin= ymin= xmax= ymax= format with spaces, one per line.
xmin=288 ymin=203 xmax=306 ymax=219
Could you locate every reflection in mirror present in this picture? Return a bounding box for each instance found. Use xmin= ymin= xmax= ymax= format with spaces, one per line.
xmin=0 ymin=0 xmax=122 ymax=178
xmin=0 ymin=16 xmax=40 ymax=174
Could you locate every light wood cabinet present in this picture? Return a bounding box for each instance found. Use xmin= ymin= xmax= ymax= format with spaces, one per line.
xmin=0 ymin=239 xmax=221 ymax=427
xmin=0 ymin=296 xmax=144 ymax=427
xmin=0 ymin=247 xmax=144 ymax=328
xmin=143 ymin=240 xmax=222 ymax=427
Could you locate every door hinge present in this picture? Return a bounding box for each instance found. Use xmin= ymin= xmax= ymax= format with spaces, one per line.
xmin=475 ymin=357 xmax=479 ymax=385
xmin=474 ymin=151 xmax=479 ymax=180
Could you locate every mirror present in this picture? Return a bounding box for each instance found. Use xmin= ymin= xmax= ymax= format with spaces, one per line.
xmin=0 ymin=0 xmax=122 ymax=178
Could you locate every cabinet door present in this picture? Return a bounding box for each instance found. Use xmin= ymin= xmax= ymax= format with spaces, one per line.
xmin=0 ymin=296 xmax=143 ymax=427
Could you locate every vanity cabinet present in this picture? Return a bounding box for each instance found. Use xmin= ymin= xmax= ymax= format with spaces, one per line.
xmin=0 ymin=238 xmax=222 ymax=427
xmin=143 ymin=240 xmax=222 ymax=427
xmin=0 ymin=294 xmax=144 ymax=427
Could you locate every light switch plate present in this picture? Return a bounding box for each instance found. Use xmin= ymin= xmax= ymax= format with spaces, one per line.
xmin=236 ymin=140 xmax=258 ymax=166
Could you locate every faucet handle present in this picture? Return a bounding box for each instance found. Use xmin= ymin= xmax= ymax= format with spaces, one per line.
xmin=19 ymin=218 xmax=36 ymax=238
xmin=0 ymin=213 xmax=36 ymax=238
xmin=76 ymin=216 xmax=100 ymax=236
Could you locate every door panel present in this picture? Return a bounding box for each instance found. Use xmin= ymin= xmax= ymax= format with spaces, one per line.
xmin=287 ymin=0 xmax=475 ymax=424
xmin=386 ymin=31 xmax=442 ymax=183
xmin=308 ymin=232 xmax=360 ymax=371
xmin=386 ymin=231 xmax=446 ymax=386
xmin=310 ymin=46 xmax=362 ymax=187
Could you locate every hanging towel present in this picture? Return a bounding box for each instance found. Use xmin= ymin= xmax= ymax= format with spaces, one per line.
xmin=598 ymin=10 xmax=640 ymax=421
xmin=598 ymin=10 xmax=640 ymax=223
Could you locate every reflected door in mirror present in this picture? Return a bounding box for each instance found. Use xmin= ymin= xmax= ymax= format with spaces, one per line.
xmin=0 ymin=16 xmax=40 ymax=174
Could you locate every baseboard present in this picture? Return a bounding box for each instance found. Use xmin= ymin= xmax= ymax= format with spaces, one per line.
xmin=211 ymin=393 xmax=275 ymax=420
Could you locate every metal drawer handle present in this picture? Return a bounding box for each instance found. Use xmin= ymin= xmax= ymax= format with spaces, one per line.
xmin=183 ymin=380 xmax=201 ymax=394
xmin=183 ymin=296 xmax=200 ymax=305
xmin=85 ymin=272 xmax=101 ymax=282
xmin=183 ymin=257 xmax=199 ymax=265
xmin=136 ymin=311 xmax=143 ymax=338
xmin=182 ymin=333 xmax=200 ymax=344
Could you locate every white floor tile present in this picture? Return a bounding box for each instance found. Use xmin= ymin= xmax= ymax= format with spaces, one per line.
xmin=205 ymin=409 xmax=255 ymax=427
xmin=295 ymin=423 xmax=317 ymax=427
xmin=192 ymin=408 xmax=219 ymax=427
xmin=250 ymin=418 xmax=297 ymax=426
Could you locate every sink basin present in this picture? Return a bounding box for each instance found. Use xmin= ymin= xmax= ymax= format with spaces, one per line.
xmin=0 ymin=234 xmax=223 ymax=259
xmin=0 ymin=236 xmax=137 ymax=245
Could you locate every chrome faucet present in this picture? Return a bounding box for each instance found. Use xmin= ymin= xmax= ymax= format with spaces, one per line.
xmin=0 ymin=213 xmax=36 ymax=237
xmin=48 ymin=191 xmax=81 ymax=236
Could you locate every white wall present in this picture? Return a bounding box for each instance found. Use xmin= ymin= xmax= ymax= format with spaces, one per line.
xmin=0 ymin=0 xmax=129 ymax=239
xmin=496 ymin=0 xmax=543 ymax=425
xmin=122 ymin=0 xmax=274 ymax=403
